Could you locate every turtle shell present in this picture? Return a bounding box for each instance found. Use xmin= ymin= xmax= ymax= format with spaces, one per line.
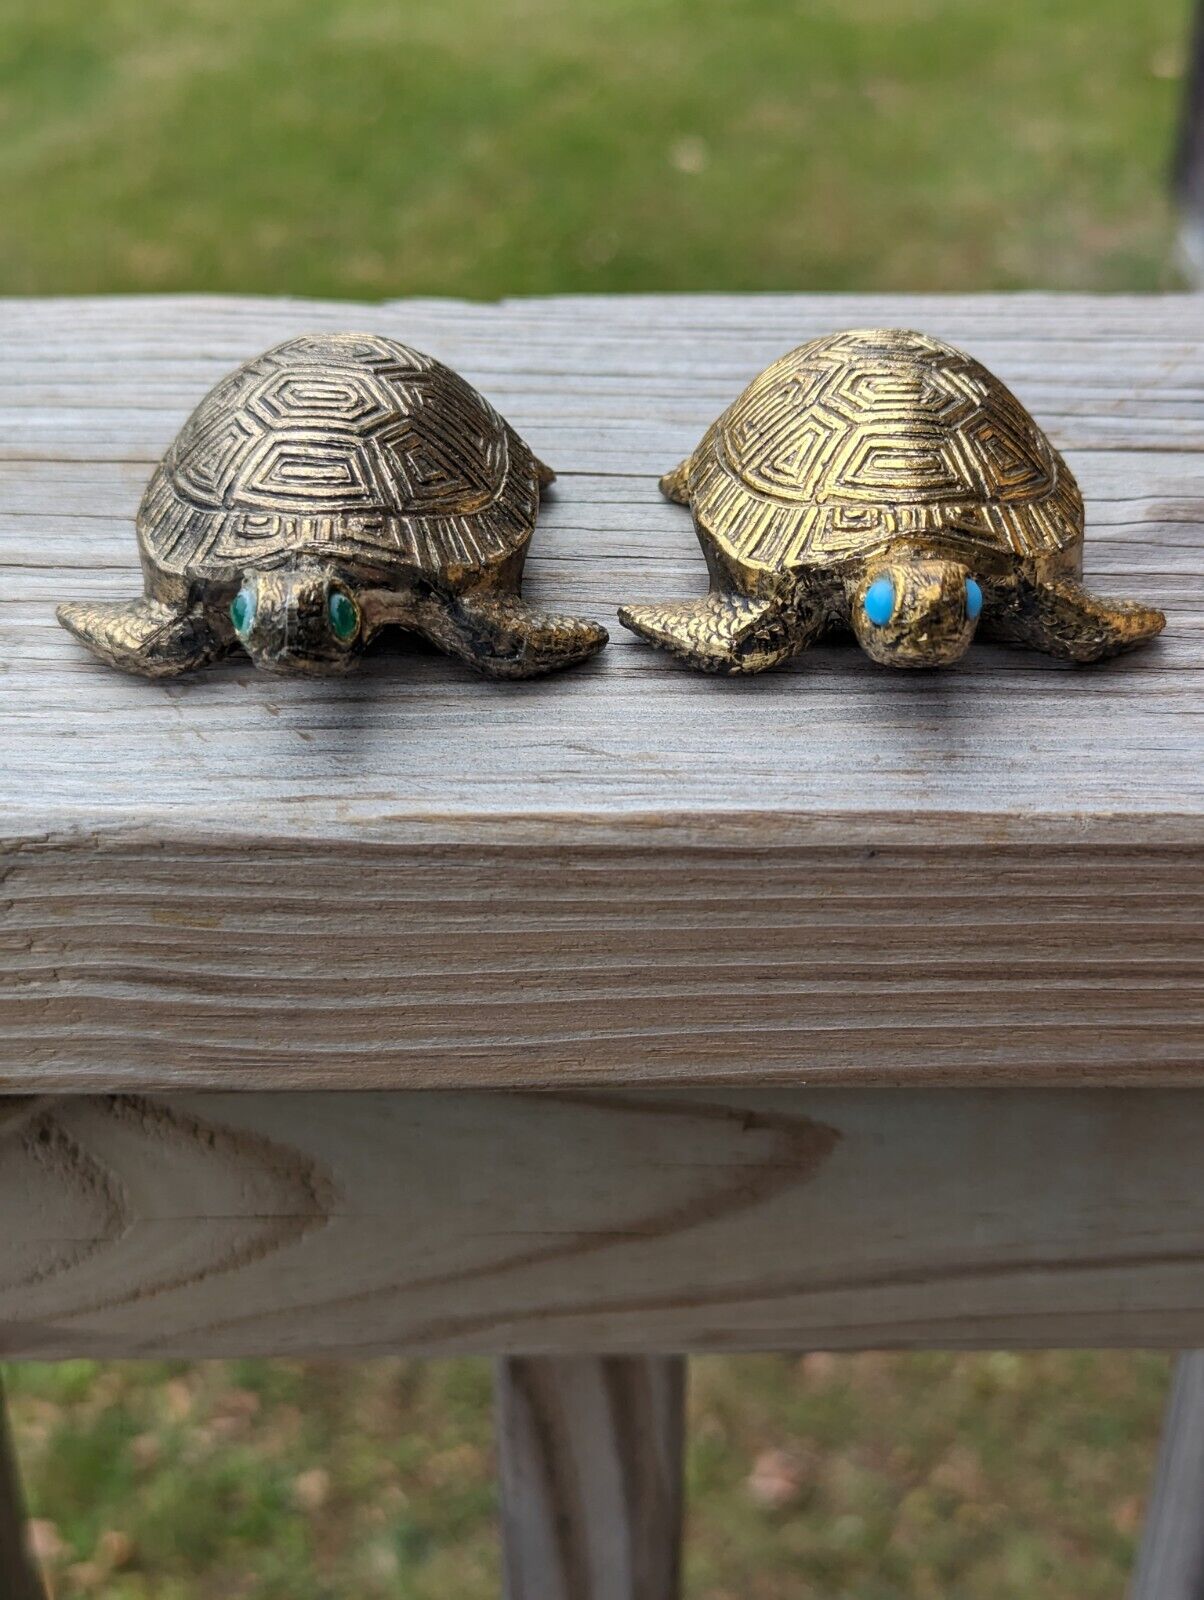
xmin=685 ymin=328 xmax=1083 ymax=574
xmin=138 ymin=334 xmax=542 ymax=583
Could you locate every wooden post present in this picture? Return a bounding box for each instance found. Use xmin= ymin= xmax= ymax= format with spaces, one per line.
xmin=1131 ymin=1353 xmax=1204 ymax=1600
xmin=496 ymin=1357 xmax=686 ymax=1600
xmin=1176 ymin=0 xmax=1204 ymax=277
xmin=0 ymin=1377 xmax=43 ymax=1600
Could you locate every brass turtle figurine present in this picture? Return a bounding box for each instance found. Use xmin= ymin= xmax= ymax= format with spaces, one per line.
xmin=59 ymin=333 xmax=607 ymax=678
xmin=619 ymin=328 xmax=1164 ymax=673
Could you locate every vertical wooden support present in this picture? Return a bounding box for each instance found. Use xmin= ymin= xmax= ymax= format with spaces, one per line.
xmin=0 ymin=1377 xmax=43 ymax=1600
xmin=1131 ymin=1353 xmax=1204 ymax=1600
xmin=1175 ymin=0 xmax=1204 ymax=277
xmin=496 ymin=1356 xmax=686 ymax=1600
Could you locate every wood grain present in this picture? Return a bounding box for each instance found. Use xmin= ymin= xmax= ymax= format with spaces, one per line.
xmin=7 ymin=1087 xmax=1204 ymax=1358
xmin=497 ymin=1357 xmax=684 ymax=1600
xmin=1 ymin=294 xmax=1202 ymax=1090
xmin=0 ymin=1377 xmax=44 ymax=1600
xmin=1131 ymin=1353 xmax=1204 ymax=1600
xmin=4 ymin=832 xmax=1201 ymax=1091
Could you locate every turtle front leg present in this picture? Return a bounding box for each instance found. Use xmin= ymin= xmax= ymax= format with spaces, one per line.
xmin=57 ymin=595 xmax=233 ymax=677
xmin=413 ymin=589 xmax=608 ymax=679
xmin=618 ymin=587 xmax=824 ymax=674
xmin=985 ymin=575 xmax=1165 ymax=662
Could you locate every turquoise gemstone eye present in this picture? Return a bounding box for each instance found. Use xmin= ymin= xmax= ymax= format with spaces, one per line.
xmin=965 ymin=577 xmax=983 ymax=620
xmin=230 ymin=585 xmax=255 ymax=637
xmin=328 ymin=589 xmax=360 ymax=641
xmin=863 ymin=576 xmax=895 ymax=627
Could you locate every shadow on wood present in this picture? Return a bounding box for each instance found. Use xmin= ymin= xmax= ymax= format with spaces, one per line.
xmin=496 ymin=1356 xmax=685 ymax=1600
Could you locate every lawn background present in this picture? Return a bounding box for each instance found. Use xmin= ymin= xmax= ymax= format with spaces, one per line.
xmin=0 ymin=0 xmax=1191 ymax=298
xmin=1 ymin=0 xmax=1194 ymax=1593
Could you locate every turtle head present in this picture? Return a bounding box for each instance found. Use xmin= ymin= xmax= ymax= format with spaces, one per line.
xmin=228 ymin=565 xmax=364 ymax=675
xmin=849 ymin=557 xmax=983 ymax=668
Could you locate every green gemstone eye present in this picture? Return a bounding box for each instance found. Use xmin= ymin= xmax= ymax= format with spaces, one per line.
xmin=230 ymin=585 xmax=256 ymax=637
xmin=328 ymin=589 xmax=359 ymax=641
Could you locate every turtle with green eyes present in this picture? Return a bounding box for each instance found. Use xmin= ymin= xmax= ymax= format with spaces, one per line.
xmin=619 ymin=327 xmax=1165 ymax=672
xmin=58 ymin=333 xmax=607 ymax=679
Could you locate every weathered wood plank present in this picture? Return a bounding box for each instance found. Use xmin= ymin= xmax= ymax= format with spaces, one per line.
xmin=0 ymin=294 xmax=1201 ymax=1090
xmin=1 ymin=294 xmax=1198 ymax=827
xmin=6 ymin=1088 xmax=1204 ymax=1358
xmin=3 ymin=834 xmax=1200 ymax=1091
xmin=1131 ymin=1352 xmax=1204 ymax=1600
xmin=497 ymin=1357 xmax=684 ymax=1600
xmin=0 ymin=1377 xmax=44 ymax=1600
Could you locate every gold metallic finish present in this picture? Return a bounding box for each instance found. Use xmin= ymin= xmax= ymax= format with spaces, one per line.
xmin=619 ymin=328 xmax=1165 ymax=672
xmin=58 ymin=333 xmax=607 ymax=679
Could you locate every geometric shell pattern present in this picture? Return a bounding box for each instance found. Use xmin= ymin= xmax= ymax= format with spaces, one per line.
xmin=688 ymin=328 xmax=1083 ymax=573
xmin=138 ymin=333 xmax=541 ymax=582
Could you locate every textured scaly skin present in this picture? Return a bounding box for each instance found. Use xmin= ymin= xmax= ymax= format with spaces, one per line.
xmin=56 ymin=597 xmax=232 ymax=678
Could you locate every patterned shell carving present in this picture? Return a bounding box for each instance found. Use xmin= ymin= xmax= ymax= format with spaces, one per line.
xmin=687 ymin=328 xmax=1084 ymax=572
xmin=138 ymin=334 xmax=540 ymax=581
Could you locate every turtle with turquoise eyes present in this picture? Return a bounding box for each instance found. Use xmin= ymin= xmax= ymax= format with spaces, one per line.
xmin=619 ymin=328 xmax=1165 ymax=672
xmin=58 ymin=333 xmax=607 ymax=678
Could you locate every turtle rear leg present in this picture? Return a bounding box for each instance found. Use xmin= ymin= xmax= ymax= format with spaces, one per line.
xmin=987 ymin=575 xmax=1165 ymax=662
xmin=414 ymin=589 xmax=608 ymax=679
xmin=618 ymin=588 xmax=823 ymax=675
xmin=659 ymin=459 xmax=692 ymax=505
xmin=57 ymin=595 xmax=232 ymax=677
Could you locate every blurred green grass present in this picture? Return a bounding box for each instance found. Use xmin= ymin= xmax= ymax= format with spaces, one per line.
xmin=1 ymin=2 xmax=1189 ymax=1593
xmin=0 ymin=0 xmax=1191 ymax=299
xmin=5 ymin=1353 xmax=1171 ymax=1599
